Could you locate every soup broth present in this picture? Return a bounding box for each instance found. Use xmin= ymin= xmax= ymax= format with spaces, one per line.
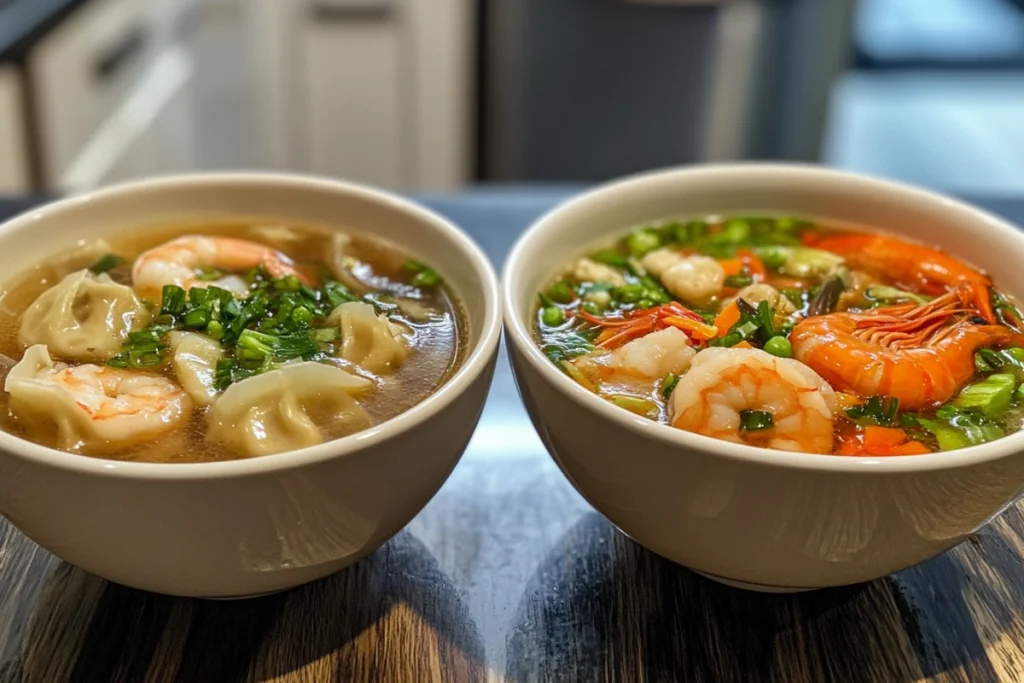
xmin=534 ymin=214 xmax=1024 ymax=456
xmin=0 ymin=219 xmax=466 ymax=463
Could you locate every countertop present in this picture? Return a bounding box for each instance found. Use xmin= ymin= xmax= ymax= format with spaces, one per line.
xmin=1 ymin=189 xmax=1024 ymax=682
xmin=0 ymin=0 xmax=86 ymax=62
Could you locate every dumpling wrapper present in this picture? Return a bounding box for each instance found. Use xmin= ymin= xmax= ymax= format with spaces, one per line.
xmin=328 ymin=301 xmax=409 ymax=375
xmin=206 ymin=362 xmax=373 ymax=457
xmin=5 ymin=344 xmax=192 ymax=452
xmin=169 ymin=331 xmax=224 ymax=406
xmin=19 ymin=269 xmax=150 ymax=362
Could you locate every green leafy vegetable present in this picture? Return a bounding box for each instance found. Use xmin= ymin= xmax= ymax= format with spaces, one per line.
xmin=953 ymin=373 xmax=1016 ymax=417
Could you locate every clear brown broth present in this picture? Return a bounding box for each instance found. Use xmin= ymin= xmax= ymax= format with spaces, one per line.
xmin=0 ymin=219 xmax=467 ymax=463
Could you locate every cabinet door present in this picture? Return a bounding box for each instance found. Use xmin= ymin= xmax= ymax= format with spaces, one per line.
xmin=28 ymin=0 xmax=148 ymax=185
xmin=301 ymin=2 xmax=405 ymax=188
xmin=0 ymin=66 xmax=31 ymax=193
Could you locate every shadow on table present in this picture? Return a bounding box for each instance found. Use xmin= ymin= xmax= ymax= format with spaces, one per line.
xmin=505 ymin=512 xmax=1010 ymax=683
xmin=0 ymin=530 xmax=485 ymax=683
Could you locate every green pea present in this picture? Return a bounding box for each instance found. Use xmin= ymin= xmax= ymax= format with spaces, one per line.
xmin=582 ymin=301 xmax=602 ymax=315
xmin=764 ymin=336 xmax=792 ymax=358
xmin=637 ymin=298 xmax=654 ymax=309
xmin=617 ymin=283 xmax=645 ymax=303
xmin=547 ymin=281 xmax=576 ymax=304
xmin=542 ymin=306 xmax=566 ymax=327
xmin=627 ymin=230 xmax=661 ymax=257
xmin=759 ymin=247 xmax=787 ymax=270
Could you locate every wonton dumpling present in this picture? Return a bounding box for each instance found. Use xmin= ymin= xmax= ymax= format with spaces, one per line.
xmin=5 ymin=344 xmax=192 ymax=451
xmin=329 ymin=302 xmax=409 ymax=375
xmin=206 ymin=362 xmax=372 ymax=457
xmin=19 ymin=269 xmax=150 ymax=362
xmin=169 ymin=331 xmax=224 ymax=406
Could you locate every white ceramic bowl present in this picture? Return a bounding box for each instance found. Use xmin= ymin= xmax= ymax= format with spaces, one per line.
xmin=504 ymin=164 xmax=1024 ymax=591
xmin=0 ymin=173 xmax=501 ymax=597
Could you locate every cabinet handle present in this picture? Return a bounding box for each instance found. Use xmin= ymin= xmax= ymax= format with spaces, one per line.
xmin=309 ymin=1 xmax=394 ymax=21
xmin=94 ymin=25 xmax=147 ymax=82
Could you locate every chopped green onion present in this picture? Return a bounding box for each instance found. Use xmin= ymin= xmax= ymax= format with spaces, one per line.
xmin=590 ymin=250 xmax=630 ymax=268
xmin=89 ymin=253 xmax=125 ymax=274
xmin=405 ymin=260 xmax=443 ymax=288
xmin=724 ymin=274 xmax=754 ymax=288
xmin=160 ymin=285 xmax=187 ymax=316
xmin=616 ymin=284 xmax=646 ymax=303
xmin=739 ymin=409 xmax=774 ymax=432
xmin=845 ymin=396 xmax=900 ymax=426
xmin=953 ymin=373 xmax=1016 ymax=418
xmin=184 ymin=308 xmax=211 ymax=329
xmin=661 ymin=373 xmax=680 ymax=399
xmin=207 ymin=320 xmax=225 ymax=341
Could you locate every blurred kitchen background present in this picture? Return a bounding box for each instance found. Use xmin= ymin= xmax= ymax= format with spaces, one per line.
xmin=0 ymin=0 xmax=1022 ymax=196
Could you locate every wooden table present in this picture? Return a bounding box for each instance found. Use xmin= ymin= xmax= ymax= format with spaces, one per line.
xmin=2 ymin=190 xmax=1024 ymax=682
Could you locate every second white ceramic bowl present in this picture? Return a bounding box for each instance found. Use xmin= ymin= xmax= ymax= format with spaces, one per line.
xmin=0 ymin=173 xmax=501 ymax=597
xmin=503 ymin=164 xmax=1024 ymax=591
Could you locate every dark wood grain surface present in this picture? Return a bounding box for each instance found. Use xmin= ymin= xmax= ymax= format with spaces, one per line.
xmin=1 ymin=189 xmax=1024 ymax=682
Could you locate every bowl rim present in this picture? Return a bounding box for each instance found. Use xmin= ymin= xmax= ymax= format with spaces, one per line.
xmin=502 ymin=162 xmax=1024 ymax=474
xmin=0 ymin=171 xmax=502 ymax=480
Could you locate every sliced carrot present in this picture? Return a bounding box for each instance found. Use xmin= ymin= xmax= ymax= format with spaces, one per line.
xmin=801 ymin=232 xmax=822 ymax=247
xmin=713 ymin=301 xmax=741 ymax=336
xmin=662 ymin=315 xmax=718 ymax=341
xmin=718 ymin=259 xmax=744 ymax=277
xmin=737 ymin=248 xmax=766 ymax=281
xmin=863 ymin=426 xmax=907 ymax=449
xmin=840 ymin=426 xmax=933 ymax=456
xmin=734 ymin=341 xmax=753 ymax=349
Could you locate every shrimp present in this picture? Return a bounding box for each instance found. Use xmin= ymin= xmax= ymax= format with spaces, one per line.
xmin=732 ymin=283 xmax=797 ymax=316
xmin=571 ymin=257 xmax=626 ymax=287
xmin=791 ymin=287 xmax=1024 ymax=410
xmin=668 ymin=347 xmax=837 ymax=453
xmin=5 ymin=345 xmax=192 ymax=450
xmin=815 ymin=233 xmax=994 ymax=322
xmin=641 ymin=249 xmax=724 ymax=305
xmin=132 ymin=235 xmax=311 ymax=299
xmin=575 ymin=327 xmax=696 ymax=384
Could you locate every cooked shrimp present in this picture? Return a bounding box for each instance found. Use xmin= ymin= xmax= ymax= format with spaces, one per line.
xmin=816 ymin=233 xmax=994 ymax=322
xmin=732 ymin=283 xmax=797 ymax=316
xmin=575 ymin=327 xmax=696 ymax=383
xmin=669 ymin=347 xmax=837 ymax=453
xmin=791 ymin=287 xmax=1024 ymax=410
xmin=571 ymin=257 xmax=626 ymax=287
xmin=5 ymin=345 xmax=192 ymax=450
xmin=641 ymin=249 xmax=724 ymax=305
xmin=132 ymin=235 xmax=311 ymax=298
